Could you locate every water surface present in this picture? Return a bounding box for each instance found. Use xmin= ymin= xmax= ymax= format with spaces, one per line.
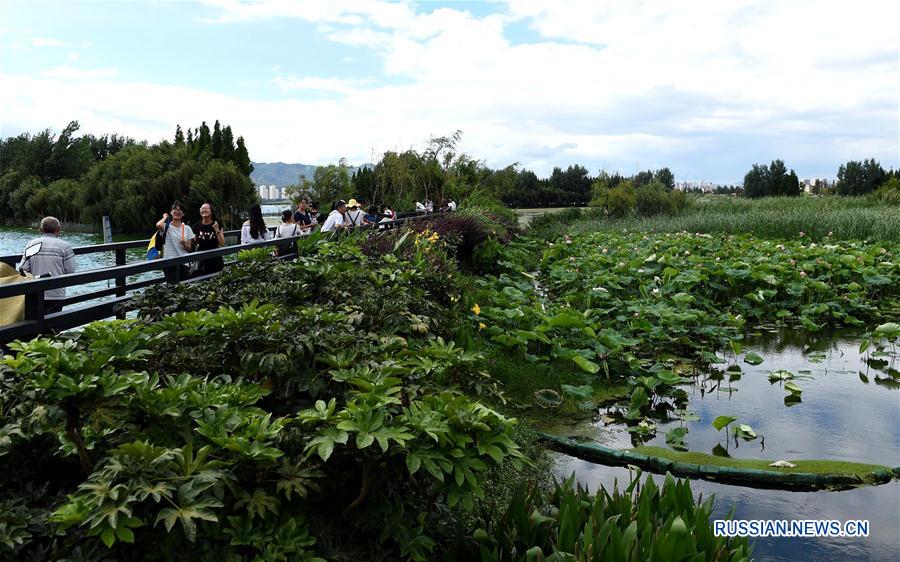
xmin=551 ymin=330 xmax=900 ymax=560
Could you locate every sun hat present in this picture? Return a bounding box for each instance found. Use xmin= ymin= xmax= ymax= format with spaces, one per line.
xmin=347 ymin=198 xmax=360 ymax=208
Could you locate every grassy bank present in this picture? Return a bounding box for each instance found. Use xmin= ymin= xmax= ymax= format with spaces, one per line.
xmin=632 ymin=447 xmax=892 ymax=479
xmin=534 ymin=195 xmax=900 ymax=241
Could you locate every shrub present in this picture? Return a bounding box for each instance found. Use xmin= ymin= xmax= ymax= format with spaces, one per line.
xmin=874 ymin=177 xmax=900 ymax=205
xmin=454 ymin=472 xmax=752 ymax=561
xmin=635 ymin=180 xmax=680 ymax=217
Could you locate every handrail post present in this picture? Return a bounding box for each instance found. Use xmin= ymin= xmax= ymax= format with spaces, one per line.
xmin=115 ymin=248 xmax=126 ymax=319
xmin=23 ymin=290 xmax=45 ymax=326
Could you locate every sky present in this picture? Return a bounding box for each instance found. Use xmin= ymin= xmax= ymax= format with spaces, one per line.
xmin=0 ymin=0 xmax=897 ymax=184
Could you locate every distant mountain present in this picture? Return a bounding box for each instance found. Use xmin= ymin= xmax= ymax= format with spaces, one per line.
xmin=250 ymin=162 xmax=374 ymax=188
xmin=250 ymin=162 xmax=317 ymax=188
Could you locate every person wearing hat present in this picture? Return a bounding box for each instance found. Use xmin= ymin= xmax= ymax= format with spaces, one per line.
xmin=345 ymin=198 xmax=365 ymax=228
xmin=320 ymin=200 xmax=347 ymax=232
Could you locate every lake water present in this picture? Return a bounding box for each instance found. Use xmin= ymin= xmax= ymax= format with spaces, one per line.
xmin=551 ymin=330 xmax=900 ymax=560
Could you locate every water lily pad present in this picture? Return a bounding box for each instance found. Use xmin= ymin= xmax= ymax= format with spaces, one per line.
xmin=712 ymin=415 xmax=737 ymax=431
xmin=626 ymin=387 xmax=648 ymax=420
xmin=673 ymin=409 xmax=700 ymax=422
xmin=743 ymin=351 xmax=764 ymax=365
xmin=665 ymin=427 xmax=689 ymax=451
xmin=768 ymin=370 xmax=794 ymax=382
xmin=560 ymin=384 xmax=593 ymax=400
xmin=571 ymin=355 xmax=600 ymax=374
xmin=874 ymin=322 xmax=900 ymax=339
xmin=784 ymin=381 xmax=803 ymax=396
xmin=734 ymin=424 xmax=757 ymax=440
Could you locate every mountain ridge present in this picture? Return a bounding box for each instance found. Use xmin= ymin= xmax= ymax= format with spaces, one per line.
xmin=250 ymin=162 xmax=372 ymax=187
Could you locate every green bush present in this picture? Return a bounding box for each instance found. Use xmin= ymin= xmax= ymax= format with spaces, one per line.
xmin=455 ymin=472 xmax=751 ymax=561
xmin=635 ymin=180 xmax=687 ymax=217
xmin=0 ymin=243 xmax=521 ymax=560
xmin=874 ymin=177 xmax=900 ymax=205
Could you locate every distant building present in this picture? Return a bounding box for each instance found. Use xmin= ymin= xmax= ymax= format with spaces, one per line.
xmin=801 ymin=178 xmax=830 ymax=194
xmin=257 ymin=185 xmax=284 ymax=200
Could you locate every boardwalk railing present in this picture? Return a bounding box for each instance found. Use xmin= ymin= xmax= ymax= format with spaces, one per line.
xmin=0 ymin=213 xmax=436 ymax=343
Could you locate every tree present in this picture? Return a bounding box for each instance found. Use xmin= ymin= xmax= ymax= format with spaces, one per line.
xmin=211 ymin=120 xmax=223 ymax=158
xmin=633 ymin=170 xmax=654 ymax=189
xmin=174 ymin=125 xmax=185 ymax=146
xmin=311 ymin=159 xmax=352 ymax=208
xmin=234 ymin=137 xmax=253 ymax=176
xmin=743 ymin=164 xmax=770 ymax=198
xmin=741 ymin=160 xmax=799 ymax=198
xmin=654 ymin=167 xmax=675 ymax=191
xmin=837 ymin=159 xmax=886 ymax=196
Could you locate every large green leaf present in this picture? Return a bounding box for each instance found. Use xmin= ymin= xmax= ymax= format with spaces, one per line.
xmin=711 ymin=415 xmax=737 ymax=431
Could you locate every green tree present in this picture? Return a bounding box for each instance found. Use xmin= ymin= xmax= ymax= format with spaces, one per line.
xmin=837 ymin=159 xmax=886 ymax=196
xmin=211 ymin=120 xmax=223 ymax=158
xmin=234 ymin=136 xmax=253 ymax=176
xmin=311 ymin=159 xmax=352 ymax=208
xmin=654 ymin=167 xmax=675 ymax=190
xmin=743 ymin=163 xmax=770 ymax=198
xmin=633 ymin=169 xmax=654 ymax=189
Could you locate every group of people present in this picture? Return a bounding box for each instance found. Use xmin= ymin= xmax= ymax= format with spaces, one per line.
xmin=14 ymin=195 xmax=458 ymax=313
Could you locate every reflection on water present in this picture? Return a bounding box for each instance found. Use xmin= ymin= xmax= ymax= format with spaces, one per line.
xmin=587 ymin=330 xmax=899 ymax=466
xmin=552 ymin=330 xmax=900 ymax=561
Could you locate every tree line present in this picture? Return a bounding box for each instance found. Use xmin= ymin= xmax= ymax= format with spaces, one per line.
xmin=742 ymin=158 xmax=896 ymax=198
xmin=2 ymin=122 xmax=897 ymax=232
xmin=0 ymin=121 xmax=257 ymax=232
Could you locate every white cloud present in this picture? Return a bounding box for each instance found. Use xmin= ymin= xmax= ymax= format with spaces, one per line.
xmin=68 ymin=52 xmax=80 ymax=61
xmin=270 ymin=75 xmax=369 ymax=94
xmin=37 ymin=66 xmax=118 ymax=79
xmin=31 ymin=37 xmax=66 ymax=47
xmin=4 ymin=1 xmax=898 ymax=181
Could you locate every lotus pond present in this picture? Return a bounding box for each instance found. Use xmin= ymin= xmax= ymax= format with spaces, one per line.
xmin=474 ymin=229 xmax=900 ymax=560
xmin=547 ymin=329 xmax=899 ymax=560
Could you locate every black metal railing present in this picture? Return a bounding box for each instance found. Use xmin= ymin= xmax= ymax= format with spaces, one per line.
xmin=0 ymin=212 xmax=437 ymax=343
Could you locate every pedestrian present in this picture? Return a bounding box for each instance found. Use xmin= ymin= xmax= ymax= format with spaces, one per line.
xmin=241 ymin=204 xmax=270 ymax=244
xmin=364 ymin=205 xmax=380 ymax=225
xmin=293 ymin=197 xmax=314 ymax=234
xmin=18 ymin=216 xmax=76 ymax=314
xmin=320 ymin=200 xmax=347 ymax=232
xmin=192 ymin=202 xmax=225 ymax=277
xmin=274 ymin=209 xmax=301 ymax=257
xmin=345 ymin=198 xmax=365 ymax=227
xmin=309 ymin=202 xmax=320 ymax=224
xmin=155 ymin=201 xmax=195 ymax=283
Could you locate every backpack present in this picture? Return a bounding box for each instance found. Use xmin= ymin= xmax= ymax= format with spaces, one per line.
xmin=275 ymin=224 xmax=300 ymax=257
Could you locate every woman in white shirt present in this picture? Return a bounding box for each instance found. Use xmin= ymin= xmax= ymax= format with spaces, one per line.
xmin=344 ymin=198 xmax=365 ymax=228
xmin=241 ymin=204 xmax=271 ymax=244
xmin=320 ymin=200 xmax=347 ymax=232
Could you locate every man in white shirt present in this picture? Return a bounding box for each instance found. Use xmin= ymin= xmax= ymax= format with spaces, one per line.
xmin=320 ymin=200 xmax=347 ymax=232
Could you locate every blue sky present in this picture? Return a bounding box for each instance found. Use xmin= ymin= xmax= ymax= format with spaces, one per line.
xmin=1 ymin=0 xmax=897 ymax=183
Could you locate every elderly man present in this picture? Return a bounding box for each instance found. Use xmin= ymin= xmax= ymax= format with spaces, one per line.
xmin=19 ymin=216 xmax=76 ymax=314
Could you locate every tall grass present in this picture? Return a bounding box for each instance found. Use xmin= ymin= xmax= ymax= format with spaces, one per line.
xmin=534 ymin=196 xmax=900 ymax=241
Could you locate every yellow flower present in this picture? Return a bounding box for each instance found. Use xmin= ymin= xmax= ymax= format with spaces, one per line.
xmin=471 ymin=304 xmax=481 ymax=315
xmin=478 ymin=322 xmax=486 ymax=331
